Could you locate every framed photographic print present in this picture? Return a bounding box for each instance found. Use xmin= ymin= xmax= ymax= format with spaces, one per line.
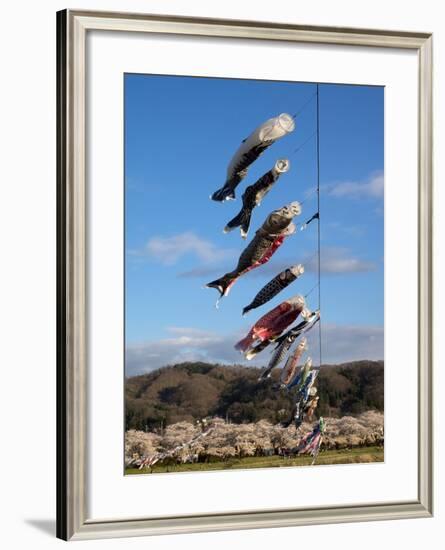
xmin=57 ymin=9 xmax=433 ymax=541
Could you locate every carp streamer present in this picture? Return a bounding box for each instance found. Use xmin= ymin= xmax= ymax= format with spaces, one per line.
xmin=242 ymin=264 xmax=304 ymax=316
xmin=206 ymin=202 xmax=301 ymax=302
xmin=224 ymin=159 xmax=290 ymax=239
xmin=235 ymin=295 xmax=306 ymax=357
xmin=296 ymin=417 xmax=325 ymax=464
xmin=211 ymin=113 xmax=295 ymax=202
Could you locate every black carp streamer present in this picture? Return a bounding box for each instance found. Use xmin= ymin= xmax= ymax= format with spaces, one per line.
xmin=242 ymin=264 xmax=304 ymax=316
xmin=224 ymin=159 xmax=290 ymax=238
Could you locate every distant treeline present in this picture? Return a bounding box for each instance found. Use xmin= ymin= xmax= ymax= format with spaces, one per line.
xmin=125 ymin=360 xmax=384 ymax=431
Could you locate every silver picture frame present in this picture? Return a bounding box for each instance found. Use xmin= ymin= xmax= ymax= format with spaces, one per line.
xmin=56 ymin=9 xmax=433 ymax=541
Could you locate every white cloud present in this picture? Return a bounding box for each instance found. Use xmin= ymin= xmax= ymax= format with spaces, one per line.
xmin=325 ymin=222 xmax=366 ymax=238
xmin=324 ymin=171 xmax=384 ymax=200
xmin=306 ymin=324 xmax=384 ymax=365
xmin=306 ymin=247 xmax=377 ymax=274
xmin=125 ymin=327 xmax=244 ymax=376
xmin=247 ymin=247 xmax=377 ymax=278
xmin=167 ymin=326 xmax=215 ymax=336
xmin=177 ymin=267 xmax=222 ymax=279
xmin=125 ymin=324 xmax=383 ymax=376
xmin=177 ymin=246 xmax=376 ymax=280
xmin=132 ymin=232 xmax=236 ymax=266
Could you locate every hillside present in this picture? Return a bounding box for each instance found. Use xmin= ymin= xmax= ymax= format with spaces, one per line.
xmin=125 ymin=360 xmax=383 ymax=431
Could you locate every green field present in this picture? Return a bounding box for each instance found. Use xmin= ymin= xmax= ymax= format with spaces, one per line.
xmin=125 ymin=446 xmax=384 ymax=474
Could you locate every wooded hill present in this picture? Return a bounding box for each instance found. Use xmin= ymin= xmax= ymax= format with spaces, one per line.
xmin=125 ymin=360 xmax=384 ymax=431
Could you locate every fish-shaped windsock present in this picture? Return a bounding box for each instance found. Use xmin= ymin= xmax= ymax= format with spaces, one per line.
xmin=300 ymin=212 xmax=319 ymax=231
xmin=281 ymin=384 xmax=318 ymax=430
xmin=280 ymin=338 xmax=308 ymax=387
xmin=249 ymin=307 xmax=315 ymax=361
xmin=297 ymin=417 xmax=325 ymax=463
xmin=211 ymin=113 xmax=295 ymax=202
xmin=304 ymin=394 xmax=319 ymax=421
xmin=287 ymin=357 xmax=313 ymax=391
xmin=258 ymin=333 xmax=294 ymax=381
xmin=291 ymin=385 xmax=319 ymax=429
xmin=137 ymin=424 xmax=215 ymax=470
xmin=300 ymin=368 xmax=318 ymax=400
xmin=243 ymin=264 xmax=304 ymax=316
xmin=224 ymin=159 xmax=290 ymax=238
xmin=235 ymin=295 xmax=305 ymax=357
xmin=206 ymin=202 xmax=301 ymax=301
xmin=274 ymin=309 xmax=320 ymax=347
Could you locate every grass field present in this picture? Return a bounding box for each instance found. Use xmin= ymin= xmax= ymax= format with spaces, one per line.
xmin=125 ymin=446 xmax=384 ymax=474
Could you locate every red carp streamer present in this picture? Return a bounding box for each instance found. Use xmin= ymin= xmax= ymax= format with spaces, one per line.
xmin=235 ymin=295 xmax=305 ymax=356
xmin=297 ymin=417 xmax=325 ymax=465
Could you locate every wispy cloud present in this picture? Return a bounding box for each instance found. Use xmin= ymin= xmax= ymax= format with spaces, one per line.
xmin=130 ymin=232 xmax=236 ymax=266
xmin=177 ymin=267 xmax=222 ymax=279
xmin=306 ymin=324 xmax=384 ymax=365
xmin=176 ymin=245 xmax=376 ymax=280
xmin=325 ymin=222 xmax=366 ymax=238
xmin=323 ymin=171 xmax=383 ymax=200
xmin=125 ymin=324 xmax=383 ymax=376
xmin=126 ymin=327 xmax=245 ymax=376
xmin=215 ymin=247 xmax=376 ymax=279
xmin=131 ymin=231 xmax=377 ymax=279
xmin=306 ymin=247 xmax=377 ymax=274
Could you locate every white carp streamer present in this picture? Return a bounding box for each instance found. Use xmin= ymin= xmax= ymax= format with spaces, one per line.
xmin=211 ymin=113 xmax=295 ymax=202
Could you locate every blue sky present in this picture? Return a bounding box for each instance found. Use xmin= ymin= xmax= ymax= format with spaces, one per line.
xmin=125 ymin=74 xmax=384 ymax=375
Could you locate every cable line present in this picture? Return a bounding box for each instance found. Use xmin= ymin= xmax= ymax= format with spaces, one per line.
xmin=304 ymin=282 xmax=319 ymax=299
xmin=287 ymin=130 xmax=317 ymax=159
xmin=316 ymin=84 xmax=322 ymax=369
xmin=292 ymin=91 xmax=317 ymax=119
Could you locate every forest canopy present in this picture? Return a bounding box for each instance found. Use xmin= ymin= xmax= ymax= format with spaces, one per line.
xmin=125 ymin=360 xmax=383 ymax=431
